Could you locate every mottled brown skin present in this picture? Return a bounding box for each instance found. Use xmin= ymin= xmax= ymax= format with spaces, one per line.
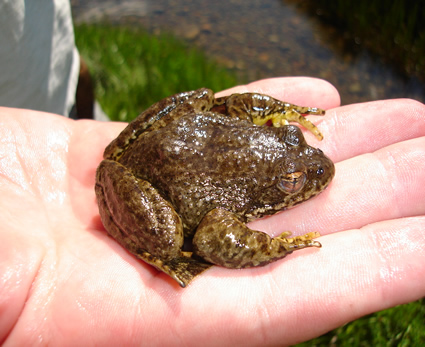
xmin=95 ymin=88 xmax=335 ymax=287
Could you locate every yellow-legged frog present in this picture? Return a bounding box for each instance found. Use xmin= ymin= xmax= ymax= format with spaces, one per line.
xmin=95 ymin=88 xmax=335 ymax=287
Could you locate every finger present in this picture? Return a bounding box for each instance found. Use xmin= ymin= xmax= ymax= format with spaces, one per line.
xmin=84 ymin=77 xmax=340 ymax=154
xmin=145 ymin=216 xmax=425 ymax=346
xmin=0 ymin=107 xmax=71 ymax=202
xmin=316 ymin=98 xmax=425 ymax=163
xmin=251 ymin=136 xmax=425 ymax=235
xmin=293 ymin=216 xmax=425 ymax=343
xmin=215 ymin=77 xmax=341 ymax=110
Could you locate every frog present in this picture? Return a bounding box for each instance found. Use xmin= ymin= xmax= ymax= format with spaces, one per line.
xmin=95 ymin=88 xmax=335 ymax=287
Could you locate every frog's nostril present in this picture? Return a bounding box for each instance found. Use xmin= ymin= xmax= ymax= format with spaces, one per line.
xmin=316 ymin=167 xmax=325 ymax=176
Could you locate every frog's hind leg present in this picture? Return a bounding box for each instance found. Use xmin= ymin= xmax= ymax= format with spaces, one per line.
xmin=134 ymin=251 xmax=213 ymax=288
xmin=216 ymin=93 xmax=325 ymax=140
xmin=95 ymin=159 xmax=212 ymax=287
xmin=192 ymin=208 xmax=322 ymax=269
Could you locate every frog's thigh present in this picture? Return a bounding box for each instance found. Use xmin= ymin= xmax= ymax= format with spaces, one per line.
xmin=95 ymin=159 xmax=184 ymax=259
xmin=192 ymin=208 xmax=290 ymax=268
xmin=96 ymin=160 xmax=213 ymax=287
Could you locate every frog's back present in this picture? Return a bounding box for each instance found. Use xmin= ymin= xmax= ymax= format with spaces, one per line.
xmin=118 ymin=112 xmax=300 ymax=233
xmin=103 ymin=89 xmax=215 ymax=161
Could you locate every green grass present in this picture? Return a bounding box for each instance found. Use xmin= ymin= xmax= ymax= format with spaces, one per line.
xmin=74 ymin=23 xmax=241 ymax=121
xmin=74 ymin=23 xmax=424 ymax=345
xmin=296 ymin=298 xmax=425 ymax=346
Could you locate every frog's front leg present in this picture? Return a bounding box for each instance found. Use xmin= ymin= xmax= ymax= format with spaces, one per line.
xmin=214 ymin=93 xmax=325 ymax=140
xmin=95 ymin=160 xmax=212 ymax=287
xmin=192 ymin=208 xmax=321 ymax=268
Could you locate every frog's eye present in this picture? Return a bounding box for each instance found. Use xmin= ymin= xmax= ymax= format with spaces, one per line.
xmin=278 ymin=172 xmax=306 ymax=193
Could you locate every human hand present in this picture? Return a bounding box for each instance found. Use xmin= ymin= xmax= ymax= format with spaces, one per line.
xmin=1 ymin=77 xmax=424 ymax=345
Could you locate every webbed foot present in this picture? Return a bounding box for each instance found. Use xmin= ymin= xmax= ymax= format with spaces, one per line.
xmin=137 ymin=251 xmax=213 ymax=288
xmin=275 ymin=231 xmax=322 ymax=250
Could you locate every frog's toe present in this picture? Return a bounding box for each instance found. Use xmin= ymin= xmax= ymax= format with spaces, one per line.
xmin=276 ymin=231 xmax=292 ymax=238
xmin=276 ymin=231 xmax=322 ymax=249
xmin=282 ymin=110 xmax=324 ymax=140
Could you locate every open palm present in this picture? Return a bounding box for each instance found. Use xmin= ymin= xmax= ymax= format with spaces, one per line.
xmin=1 ymin=77 xmax=424 ymax=346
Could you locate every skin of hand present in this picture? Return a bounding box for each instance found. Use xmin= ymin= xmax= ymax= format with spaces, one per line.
xmin=0 ymin=77 xmax=424 ymax=346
